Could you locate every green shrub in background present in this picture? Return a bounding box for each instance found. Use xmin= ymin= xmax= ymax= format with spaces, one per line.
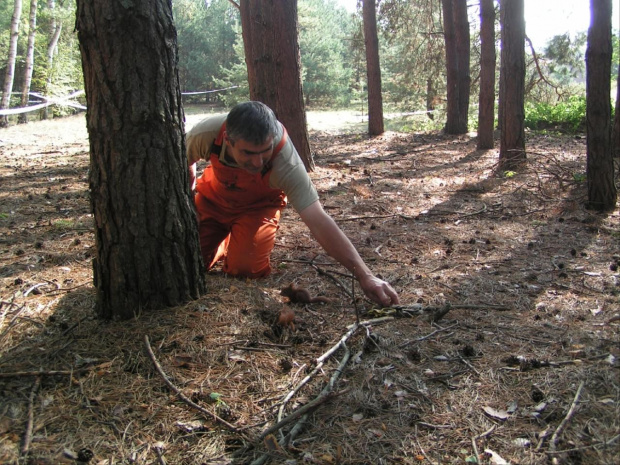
xmin=524 ymin=96 xmax=587 ymax=132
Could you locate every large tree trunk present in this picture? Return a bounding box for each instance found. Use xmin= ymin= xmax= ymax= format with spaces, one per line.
xmin=585 ymin=0 xmax=617 ymax=211
xmin=612 ymin=33 xmax=620 ymax=164
xmin=240 ymin=0 xmax=313 ymax=171
xmin=362 ymin=0 xmax=384 ymax=136
xmin=18 ymin=0 xmax=38 ymax=125
xmin=477 ymin=0 xmax=495 ymax=149
xmin=0 ymin=0 xmax=23 ymax=128
xmin=498 ymin=0 xmax=526 ymax=169
xmin=441 ymin=0 xmax=460 ymax=134
xmin=454 ymin=0 xmax=470 ymax=133
xmin=76 ymin=0 xmax=206 ymax=320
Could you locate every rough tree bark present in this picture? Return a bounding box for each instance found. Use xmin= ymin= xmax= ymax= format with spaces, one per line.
xmin=76 ymin=0 xmax=206 ymax=320
xmin=477 ymin=0 xmax=495 ymax=149
xmin=240 ymin=0 xmax=314 ymax=171
xmin=0 ymin=0 xmax=23 ymax=128
xmin=585 ymin=0 xmax=617 ymax=210
xmin=612 ymin=33 xmax=620 ymax=163
xmin=499 ymin=0 xmax=526 ymax=169
xmin=454 ymin=0 xmax=470 ymax=133
xmin=362 ymin=0 xmax=384 ymax=136
xmin=441 ymin=0 xmax=460 ymax=134
xmin=18 ymin=0 xmax=38 ymax=125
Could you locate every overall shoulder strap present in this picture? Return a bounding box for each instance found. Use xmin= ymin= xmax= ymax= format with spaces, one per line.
xmin=209 ymin=122 xmax=227 ymax=156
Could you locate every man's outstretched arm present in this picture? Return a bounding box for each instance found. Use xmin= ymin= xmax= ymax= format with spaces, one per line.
xmin=298 ymin=200 xmax=399 ymax=307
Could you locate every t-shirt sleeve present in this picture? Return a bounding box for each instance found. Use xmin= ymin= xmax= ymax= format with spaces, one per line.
xmin=186 ymin=115 xmax=226 ymax=166
xmin=269 ymin=136 xmax=319 ymax=213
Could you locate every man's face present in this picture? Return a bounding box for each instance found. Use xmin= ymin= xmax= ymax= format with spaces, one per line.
xmin=225 ymin=134 xmax=274 ymax=174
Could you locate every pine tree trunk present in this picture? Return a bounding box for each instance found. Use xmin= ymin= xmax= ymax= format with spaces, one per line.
xmin=76 ymin=0 xmax=206 ymax=320
xmin=0 ymin=0 xmax=23 ymax=128
xmin=499 ymin=0 xmax=526 ymax=169
xmin=240 ymin=0 xmax=314 ymax=171
xmin=454 ymin=0 xmax=470 ymax=133
xmin=18 ymin=0 xmax=38 ymax=125
xmin=477 ymin=0 xmax=496 ymax=149
xmin=612 ymin=36 xmax=620 ymax=163
xmin=585 ymin=0 xmax=617 ymax=210
xmin=362 ymin=0 xmax=384 ymax=136
xmin=442 ymin=0 xmax=460 ymax=134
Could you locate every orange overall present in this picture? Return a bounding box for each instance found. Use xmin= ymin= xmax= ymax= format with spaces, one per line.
xmin=194 ymin=125 xmax=288 ymax=278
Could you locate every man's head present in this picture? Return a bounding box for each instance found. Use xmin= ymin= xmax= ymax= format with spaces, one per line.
xmin=225 ymin=101 xmax=279 ymax=174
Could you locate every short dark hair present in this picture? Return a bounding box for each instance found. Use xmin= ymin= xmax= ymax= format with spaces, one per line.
xmin=226 ymin=101 xmax=279 ymax=145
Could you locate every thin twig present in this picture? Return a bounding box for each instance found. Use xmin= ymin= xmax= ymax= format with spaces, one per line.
xmin=0 ymin=362 xmax=112 ymax=378
xmin=548 ymin=381 xmax=585 ymax=453
xmin=143 ymin=335 xmax=240 ymax=433
xmin=312 ymin=265 xmax=354 ymax=299
xmin=20 ymin=376 xmax=40 ymax=456
xmin=546 ymin=434 xmax=620 ymax=455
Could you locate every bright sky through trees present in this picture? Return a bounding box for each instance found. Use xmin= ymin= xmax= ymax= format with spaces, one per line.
xmin=336 ymin=0 xmax=618 ymax=50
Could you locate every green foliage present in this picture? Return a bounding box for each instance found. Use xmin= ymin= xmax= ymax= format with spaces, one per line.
xmin=298 ymin=0 xmax=354 ymax=107
xmin=173 ymin=0 xmax=240 ymax=104
xmin=524 ymin=96 xmax=586 ymax=132
xmin=543 ymin=32 xmax=586 ymax=84
xmin=378 ymin=0 xmax=446 ymax=112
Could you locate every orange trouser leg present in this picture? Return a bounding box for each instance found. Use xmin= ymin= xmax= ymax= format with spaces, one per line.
xmin=223 ymin=209 xmax=280 ymax=278
xmin=194 ymin=193 xmax=280 ymax=278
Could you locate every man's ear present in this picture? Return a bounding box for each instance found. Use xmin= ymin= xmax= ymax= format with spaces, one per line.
xmin=224 ymin=131 xmax=234 ymax=146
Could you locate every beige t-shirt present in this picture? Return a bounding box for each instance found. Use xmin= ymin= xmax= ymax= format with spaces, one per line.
xmin=186 ymin=115 xmax=319 ymax=213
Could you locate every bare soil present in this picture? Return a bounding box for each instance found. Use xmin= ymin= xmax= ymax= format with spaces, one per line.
xmin=0 ymin=112 xmax=619 ymax=465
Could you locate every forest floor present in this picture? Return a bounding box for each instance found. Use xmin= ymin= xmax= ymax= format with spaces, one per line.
xmin=0 ymin=110 xmax=619 ymax=465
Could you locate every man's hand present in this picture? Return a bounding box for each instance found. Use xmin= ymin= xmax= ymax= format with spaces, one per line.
xmin=358 ymin=274 xmax=399 ymax=307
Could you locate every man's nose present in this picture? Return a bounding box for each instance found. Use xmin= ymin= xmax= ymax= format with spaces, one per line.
xmin=251 ymin=156 xmax=263 ymax=168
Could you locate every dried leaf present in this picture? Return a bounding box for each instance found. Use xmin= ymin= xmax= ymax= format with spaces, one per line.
xmin=484 ymin=449 xmax=508 ymax=464
xmin=482 ymin=406 xmax=510 ymax=421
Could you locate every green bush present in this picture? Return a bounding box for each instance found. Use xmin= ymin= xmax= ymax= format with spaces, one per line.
xmin=524 ymin=96 xmax=586 ymax=132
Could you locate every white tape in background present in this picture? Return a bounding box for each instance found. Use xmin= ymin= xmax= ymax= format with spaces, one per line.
xmin=0 ymin=89 xmax=86 ymax=116
xmin=0 ymin=85 xmax=240 ymax=117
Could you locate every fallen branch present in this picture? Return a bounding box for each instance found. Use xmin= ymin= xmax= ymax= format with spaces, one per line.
xmin=249 ymin=346 xmax=352 ymax=465
xmin=20 ymin=376 xmax=40 ymax=456
xmin=259 ymin=389 xmax=343 ymax=441
xmin=276 ymin=322 xmax=360 ymax=426
xmin=548 ymin=381 xmax=585 ymax=454
xmin=143 ymin=335 xmax=241 ymax=434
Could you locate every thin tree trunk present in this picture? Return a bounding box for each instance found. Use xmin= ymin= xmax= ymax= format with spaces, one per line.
xmin=362 ymin=0 xmax=384 ymax=136
xmin=477 ymin=0 xmax=495 ymax=149
xmin=18 ymin=0 xmax=38 ymax=125
xmin=0 ymin=0 xmax=23 ymax=128
xmin=499 ymin=0 xmax=526 ymax=169
xmin=76 ymin=0 xmax=206 ymax=319
xmin=240 ymin=0 xmax=313 ymax=171
xmin=42 ymin=0 xmax=61 ymax=120
xmin=585 ymin=0 xmax=617 ymax=210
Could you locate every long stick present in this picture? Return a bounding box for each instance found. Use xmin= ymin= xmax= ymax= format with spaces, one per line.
xmin=20 ymin=376 xmax=40 ymax=455
xmin=143 ymin=335 xmax=240 ymax=433
xmin=549 ymin=381 xmax=585 ymax=453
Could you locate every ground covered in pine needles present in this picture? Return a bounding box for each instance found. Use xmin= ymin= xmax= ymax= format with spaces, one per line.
xmin=0 ymin=111 xmax=619 ymax=465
